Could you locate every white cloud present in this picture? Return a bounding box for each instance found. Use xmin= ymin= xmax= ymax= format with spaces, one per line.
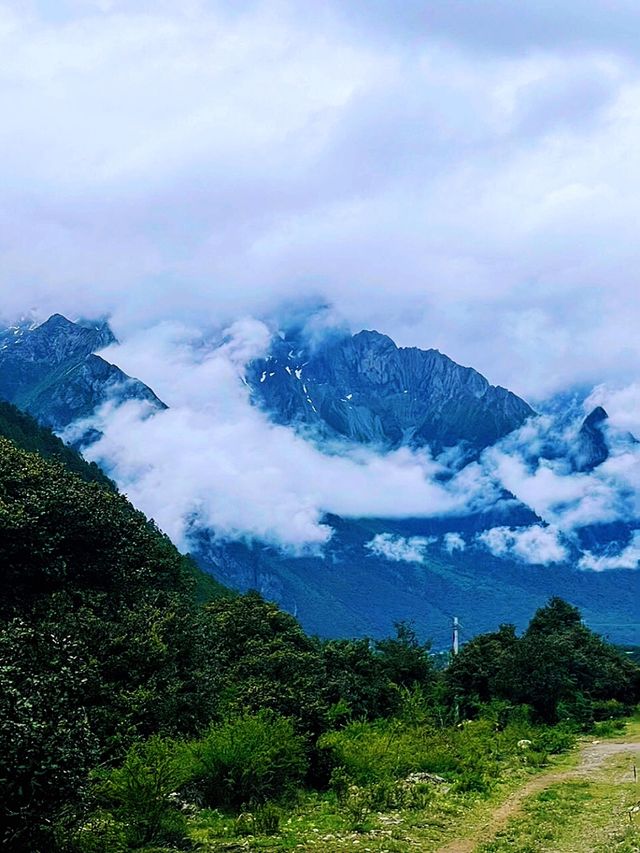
xmin=579 ymin=531 xmax=640 ymax=571
xmin=365 ymin=533 xmax=437 ymax=564
xmin=478 ymin=524 xmax=568 ymax=565
xmin=443 ymin=532 xmax=466 ymax=553
xmin=585 ymin=383 xmax=640 ymax=436
xmin=56 ymin=319 xmax=640 ymax=560
xmin=4 ymin=1 xmax=640 ymax=568
xmin=482 ymin=412 xmax=640 ymax=532
xmin=1 ymin=3 xmax=640 ymax=398
xmin=71 ymin=321 xmax=498 ymax=549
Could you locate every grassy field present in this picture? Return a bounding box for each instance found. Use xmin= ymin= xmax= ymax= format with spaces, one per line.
xmin=183 ymin=719 xmax=640 ymax=853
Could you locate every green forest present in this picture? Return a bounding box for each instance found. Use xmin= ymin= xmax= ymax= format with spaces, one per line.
xmin=1 ymin=405 xmax=639 ymax=852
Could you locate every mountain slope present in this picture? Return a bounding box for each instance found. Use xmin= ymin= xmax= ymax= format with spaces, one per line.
xmin=0 ymin=314 xmax=165 ymax=431
xmin=0 ymin=432 xmax=232 ymax=850
xmin=0 ymin=401 xmax=228 ymax=602
xmin=247 ymin=329 xmax=534 ymax=451
xmin=193 ymin=513 xmax=640 ymax=647
xmin=0 ymin=399 xmax=115 ymax=488
xmin=3 ymin=313 xmax=639 ymax=645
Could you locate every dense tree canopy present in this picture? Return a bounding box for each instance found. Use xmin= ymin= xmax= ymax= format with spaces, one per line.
xmin=447 ymin=598 xmax=640 ymax=723
xmin=0 ymin=400 xmax=114 ymax=488
xmin=0 ymin=437 xmax=220 ymax=849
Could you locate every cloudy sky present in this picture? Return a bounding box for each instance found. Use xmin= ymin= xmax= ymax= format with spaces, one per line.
xmin=3 ymin=0 xmax=640 ymax=565
xmin=1 ymin=0 xmax=640 ymax=401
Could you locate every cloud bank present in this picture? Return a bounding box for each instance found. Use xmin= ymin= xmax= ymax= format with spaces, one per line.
xmin=70 ymin=319 xmax=499 ymax=549
xmin=478 ymin=525 xmax=568 ymax=566
xmin=58 ymin=318 xmax=640 ymax=572
xmin=1 ymin=1 xmax=640 ymax=398
xmin=3 ymin=0 xmax=640 ymax=571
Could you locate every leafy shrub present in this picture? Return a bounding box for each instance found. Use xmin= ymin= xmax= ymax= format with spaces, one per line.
xmin=329 ymin=766 xmax=353 ymax=804
xmin=319 ymin=714 xmax=570 ymax=799
xmin=452 ymin=768 xmax=495 ymax=794
xmin=319 ymin=719 xmax=412 ymax=783
xmin=194 ymin=711 xmax=307 ymax=808
xmin=343 ymin=785 xmax=374 ymax=831
xmin=533 ymin=726 xmax=576 ymax=755
xmin=521 ymin=748 xmax=549 ymax=768
xmin=58 ymin=812 xmax=128 ymax=853
xmin=254 ymin=803 xmax=282 ymax=835
xmin=233 ymin=813 xmax=255 ymax=837
xmin=320 ymin=718 xmax=498 ymax=785
xmin=92 ymin=736 xmax=194 ymax=849
xmin=231 ymin=803 xmax=282 ymax=836
xmin=592 ymin=699 xmax=628 ymax=721
xmin=592 ymin=718 xmax=626 ymax=737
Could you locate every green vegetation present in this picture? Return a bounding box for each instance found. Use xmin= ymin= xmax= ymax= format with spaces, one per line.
xmin=0 ymin=399 xmax=115 ymax=487
xmin=446 ymin=599 xmax=640 ymax=724
xmin=0 ymin=430 xmax=639 ymax=851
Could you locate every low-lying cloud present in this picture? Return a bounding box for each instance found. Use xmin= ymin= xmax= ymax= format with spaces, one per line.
xmin=60 ymin=318 xmax=640 ymax=572
xmin=579 ymin=532 xmax=640 ymax=571
xmin=365 ymin=534 xmax=437 ymax=564
xmin=478 ymin=524 xmax=568 ymax=566
xmin=443 ymin=532 xmax=466 ymax=554
xmin=70 ymin=320 xmax=500 ymax=550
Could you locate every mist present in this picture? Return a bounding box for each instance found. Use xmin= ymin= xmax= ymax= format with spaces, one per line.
xmin=57 ymin=317 xmax=640 ymax=571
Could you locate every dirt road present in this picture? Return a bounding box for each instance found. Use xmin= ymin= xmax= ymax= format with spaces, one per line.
xmin=436 ymin=736 xmax=640 ymax=853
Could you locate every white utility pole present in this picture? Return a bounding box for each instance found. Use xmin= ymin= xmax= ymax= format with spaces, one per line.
xmin=452 ymin=616 xmax=460 ymax=656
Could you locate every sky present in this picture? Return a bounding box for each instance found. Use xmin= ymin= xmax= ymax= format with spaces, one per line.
xmin=1 ymin=0 xmax=640 ymax=401
xmin=2 ymin=0 xmax=640 ymax=567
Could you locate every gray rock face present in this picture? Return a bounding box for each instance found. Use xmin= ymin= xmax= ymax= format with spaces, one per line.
xmin=574 ymin=406 xmax=610 ymax=472
xmin=0 ymin=314 xmax=165 ymax=432
xmin=247 ymin=329 xmax=534 ymax=452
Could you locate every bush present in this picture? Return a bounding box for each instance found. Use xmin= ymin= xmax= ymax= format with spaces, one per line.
xmin=533 ymin=726 xmax=576 ymax=755
xmin=592 ymin=718 xmax=626 ymax=737
xmin=91 ymin=736 xmax=194 ymax=849
xmin=194 ymin=711 xmax=307 ymax=808
xmin=319 ymin=719 xmax=412 ymax=784
xmin=592 ymin=699 xmax=627 ymax=721
xmin=343 ymin=785 xmax=374 ymax=831
xmin=452 ymin=768 xmax=494 ymax=794
xmin=319 ymin=714 xmax=572 ymax=797
xmin=232 ymin=804 xmax=281 ymax=837
xmin=253 ymin=803 xmax=282 ymax=835
xmin=59 ymin=812 xmax=128 ymax=853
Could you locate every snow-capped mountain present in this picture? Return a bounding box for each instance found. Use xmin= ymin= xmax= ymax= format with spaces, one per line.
xmin=247 ymin=328 xmax=534 ymax=453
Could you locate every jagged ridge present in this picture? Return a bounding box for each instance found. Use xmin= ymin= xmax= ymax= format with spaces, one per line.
xmin=0 ymin=314 xmax=165 ymax=431
xmin=247 ymin=329 xmax=534 ymax=451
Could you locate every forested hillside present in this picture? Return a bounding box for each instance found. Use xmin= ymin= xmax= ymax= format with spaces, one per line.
xmin=0 ymin=433 xmax=638 ymax=851
xmin=0 ymin=400 xmax=114 ymax=487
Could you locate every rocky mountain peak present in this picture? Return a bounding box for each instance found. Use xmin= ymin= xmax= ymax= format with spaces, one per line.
xmin=574 ymin=406 xmax=609 ymax=472
xmin=0 ymin=314 xmax=164 ymax=433
xmin=247 ymin=326 xmax=534 ymax=452
xmin=583 ymin=405 xmax=608 ymax=428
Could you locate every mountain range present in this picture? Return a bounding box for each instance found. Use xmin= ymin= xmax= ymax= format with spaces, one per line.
xmin=2 ymin=313 xmax=638 ymax=647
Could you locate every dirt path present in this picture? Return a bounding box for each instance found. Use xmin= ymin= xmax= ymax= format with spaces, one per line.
xmin=436 ymin=736 xmax=640 ymax=853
